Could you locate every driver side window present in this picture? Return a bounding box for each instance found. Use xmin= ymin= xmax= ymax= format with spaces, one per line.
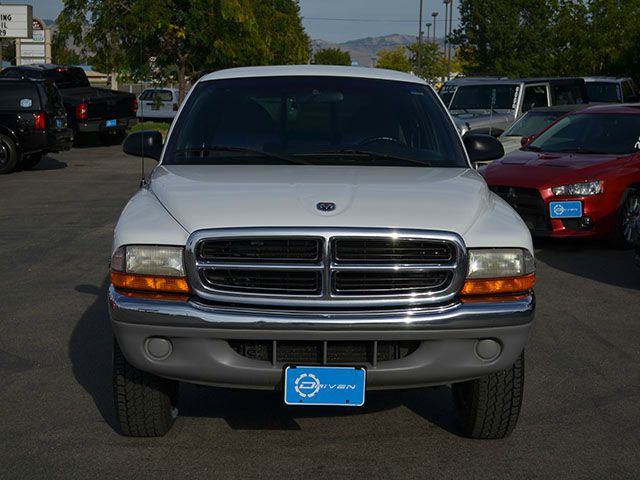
xmin=522 ymin=85 xmax=549 ymax=113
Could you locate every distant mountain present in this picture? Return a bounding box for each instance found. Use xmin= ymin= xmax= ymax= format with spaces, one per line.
xmin=311 ymin=34 xmax=443 ymax=67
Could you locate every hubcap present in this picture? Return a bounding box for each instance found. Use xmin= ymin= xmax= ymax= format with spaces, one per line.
xmin=622 ymin=194 xmax=640 ymax=243
xmin=0 ymin=142 xmax=7 ymax=168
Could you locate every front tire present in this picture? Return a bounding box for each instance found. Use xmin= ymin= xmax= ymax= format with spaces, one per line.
xmin=452 ymin=351 xmax=525 ymax=439
xmin=113 ymin=340 xmax=178 ymax=437
xmin=0 ymin=134 xmax=19 ymax=174
xmin=612 ymin=188 xmax=640 ymax=249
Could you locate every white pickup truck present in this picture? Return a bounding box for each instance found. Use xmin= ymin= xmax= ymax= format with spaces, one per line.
xmin=110 ymin=66 xmax=535 ymax=439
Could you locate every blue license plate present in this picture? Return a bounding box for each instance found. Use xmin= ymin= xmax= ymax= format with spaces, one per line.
xmin=284 ymin=366 xmax=366 ymax=406
xmin=549 ymin=201 xmax=582 ymax=218
xmin=55 ymin=118 xmax=64 ymax=128
xmin=106 ymin=119 xmax=117 ymax=128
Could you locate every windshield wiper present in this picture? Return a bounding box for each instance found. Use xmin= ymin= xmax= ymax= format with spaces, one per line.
xmin=295 ymin=149 xmax=431 ymax=167
xmin=554 ymin=148 xmax=608 ymax=155
xmin=174 ymin=146 xmax=308 ymax=165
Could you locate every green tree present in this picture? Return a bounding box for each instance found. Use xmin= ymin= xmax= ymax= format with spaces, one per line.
xmin=452 ymin=0 xmax=640 ymax=83
xmin=57 ymin=0 xmax=310 ymax=100
xmin=314 ymin=48 xmax=351 ymax=66
xmin=407 ymin=41 xmax=445 ymax=80
xmin=452 ymin=0 xmax=558 ymax=77
xmin=52 ymin=31 xmax=83 ymax=65
xmin=375 ymin=46 xmax=412 ymax=72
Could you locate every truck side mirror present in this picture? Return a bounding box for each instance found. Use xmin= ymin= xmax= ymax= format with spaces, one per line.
xmin=123 ymin=130 xmax=163 ymax=161
xmin=463 ymin=133 xmax=504 ymax=164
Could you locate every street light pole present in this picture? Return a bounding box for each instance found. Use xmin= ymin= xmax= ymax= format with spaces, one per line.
xmin=417 ymin=0 xmax=424 ymax=77
xmin=431 ymin=12 xmax=438 ymax=43
xmin=443 ymin=0 xmax=451 ymax=80
xmin=448 ymin=0 xmax=454 ymax=76
xmin=425 ymin=22 xmax=431 ymax=40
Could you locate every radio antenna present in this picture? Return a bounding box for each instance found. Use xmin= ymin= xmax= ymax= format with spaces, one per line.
xmin=138 ymin=29 xmax=146 ymax=188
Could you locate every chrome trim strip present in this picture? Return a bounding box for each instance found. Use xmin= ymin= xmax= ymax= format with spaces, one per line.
xmin=109 ymin=286 xmax=534 ymax=330
xmin=184 ymin=227 xmax=467 ymax=308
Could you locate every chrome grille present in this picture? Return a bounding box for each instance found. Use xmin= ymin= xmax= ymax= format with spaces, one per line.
xmin=186 ymin=228 xmax=466 ymax=308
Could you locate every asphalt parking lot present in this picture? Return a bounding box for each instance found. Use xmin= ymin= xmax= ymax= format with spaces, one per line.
xmin=1 ymin=145 xmax=639 ymax=480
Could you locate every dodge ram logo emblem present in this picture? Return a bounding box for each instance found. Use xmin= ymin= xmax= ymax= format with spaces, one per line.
xmin=316 ymin=202 xmax=336 ymax=212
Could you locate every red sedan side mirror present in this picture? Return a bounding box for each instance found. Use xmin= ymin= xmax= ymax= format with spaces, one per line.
xmin=521 ymin=134 xmax=537 ymax=147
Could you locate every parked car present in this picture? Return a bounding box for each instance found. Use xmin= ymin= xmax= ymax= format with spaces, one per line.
xmin=498 ymin=104 xmax=588 ymax=155
xmin=0 ymin=64 xmax=137 ymax=144
xmin=0 ymin=78 xmax=73 ymax=174
xmin=111 ymin=65 xmax=535 ymax=439
xmin=440 ymin=77 xmax=588 ymax=137
xmin=137 ymin=88 xmax=180 ymax=121
xmin=584 ymin=76 xmax=639 ymax=103
xmin=482 ymin=104 xmax=640 ymax=246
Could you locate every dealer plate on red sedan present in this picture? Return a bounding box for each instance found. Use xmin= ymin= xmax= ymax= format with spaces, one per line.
xmin=284 ymin=366 xmax=366 ymax=406
xmin=549 ymin=201 xmax=582 ymax=218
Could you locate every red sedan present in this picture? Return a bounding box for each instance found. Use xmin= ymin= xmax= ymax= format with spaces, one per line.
xmin=482 ymin=104 xmax=640 ymax=246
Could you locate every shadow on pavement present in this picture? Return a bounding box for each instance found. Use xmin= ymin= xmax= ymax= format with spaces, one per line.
xmin=179 ymin=380 xmax=461 ymax=435
xmin=69 ymin=280 xmax=464 ymax=437
xmin=69 ymin=278 xmax=118 ymax=432
xmin=15 ymin=155 xmax=67 ymax=172
xmin=534 ymin=237 xmax=640 ymax=290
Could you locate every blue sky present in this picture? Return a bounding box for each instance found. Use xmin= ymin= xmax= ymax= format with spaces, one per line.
xmin=26 ymin=0 xmax=458 ymax=42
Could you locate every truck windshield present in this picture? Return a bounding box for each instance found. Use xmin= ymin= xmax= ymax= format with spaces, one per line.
xmin=163 ymin=76 xmax=467 ymax=168
xmin=450 ymin=84 xmax=518 ymax=111
xmin=527 ymin=113 xmax=640 ymax=155
xmin=41 ymin=67 xmax=90 ymax=89
xmin=585 ymin=82 xmax=621 ymax=103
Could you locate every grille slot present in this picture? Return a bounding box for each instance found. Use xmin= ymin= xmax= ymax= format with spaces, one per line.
xmin=199 ymin=237 xmax=321 ymax=263
xmin=490 ymin=186 xmax=551 ymax=234
xmin=202 ymin=269 xmax=321 ymax=295
xmin=332 ymin=238 xmax=454 ymax=263
xmin=229 ymin=340 xmax=419 ymax=365
xmin=333 ymin=270 xmax=452 ymax=295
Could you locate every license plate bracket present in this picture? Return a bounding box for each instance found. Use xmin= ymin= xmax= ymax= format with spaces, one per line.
xmin=284 ymin=366 xmax=366 ymax=406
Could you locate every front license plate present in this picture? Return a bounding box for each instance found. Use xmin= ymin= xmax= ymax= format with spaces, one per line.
xmin=549 ymin=201 xmax=582 ymax=218
xmin=105 ymin=119 xmax=117 ymax=128
xmin=284 ymin=366 xmax=366 ymax=406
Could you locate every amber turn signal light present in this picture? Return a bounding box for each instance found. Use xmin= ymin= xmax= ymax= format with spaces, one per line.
xmin=461 ymin=273 xmax=535 ymax=297
xmin=111 ymin=271 xmax=190 ymax=294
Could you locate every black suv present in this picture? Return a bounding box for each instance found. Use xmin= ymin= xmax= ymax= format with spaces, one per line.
xmin=0 ymin=78 xmax=73 ymax=174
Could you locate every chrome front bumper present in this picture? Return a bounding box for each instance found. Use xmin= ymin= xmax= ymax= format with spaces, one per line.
xmin=109 ymin=287 xmax=535 ymax=390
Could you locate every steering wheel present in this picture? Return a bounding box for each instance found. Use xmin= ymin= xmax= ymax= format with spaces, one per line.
xmin=358 ymin=136 xmax=404 ymax=147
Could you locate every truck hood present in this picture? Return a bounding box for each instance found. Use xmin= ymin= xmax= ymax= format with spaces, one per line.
xmin=149 ymin=165 xmax=492 ymax=237
xmin=453 ymin=111 xmax=514 ymax=129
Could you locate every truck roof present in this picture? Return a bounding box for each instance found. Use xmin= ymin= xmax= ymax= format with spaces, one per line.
xmin=199 ymin=65 xmax=428 ymax=85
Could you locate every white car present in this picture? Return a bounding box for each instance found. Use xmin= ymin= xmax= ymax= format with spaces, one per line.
xmin=136 ymin=88 xmax=180 ymax=120
xmin=113 ymin=65 xmax=534 ymax=439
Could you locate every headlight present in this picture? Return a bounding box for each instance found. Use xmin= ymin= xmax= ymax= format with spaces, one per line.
xmin=467 ymin=248 xmax=535 ymax=279
xmin=111 ymin=245 xmax=189 ymax=295
xmin=552 ymin=180 xmax=604 ymax=196
xmin=462 ymin=248 xmax=535 ymax=299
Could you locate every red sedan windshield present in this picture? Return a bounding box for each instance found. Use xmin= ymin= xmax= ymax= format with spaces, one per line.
xmin=527 ymin=113 xmax=640 ymax=155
